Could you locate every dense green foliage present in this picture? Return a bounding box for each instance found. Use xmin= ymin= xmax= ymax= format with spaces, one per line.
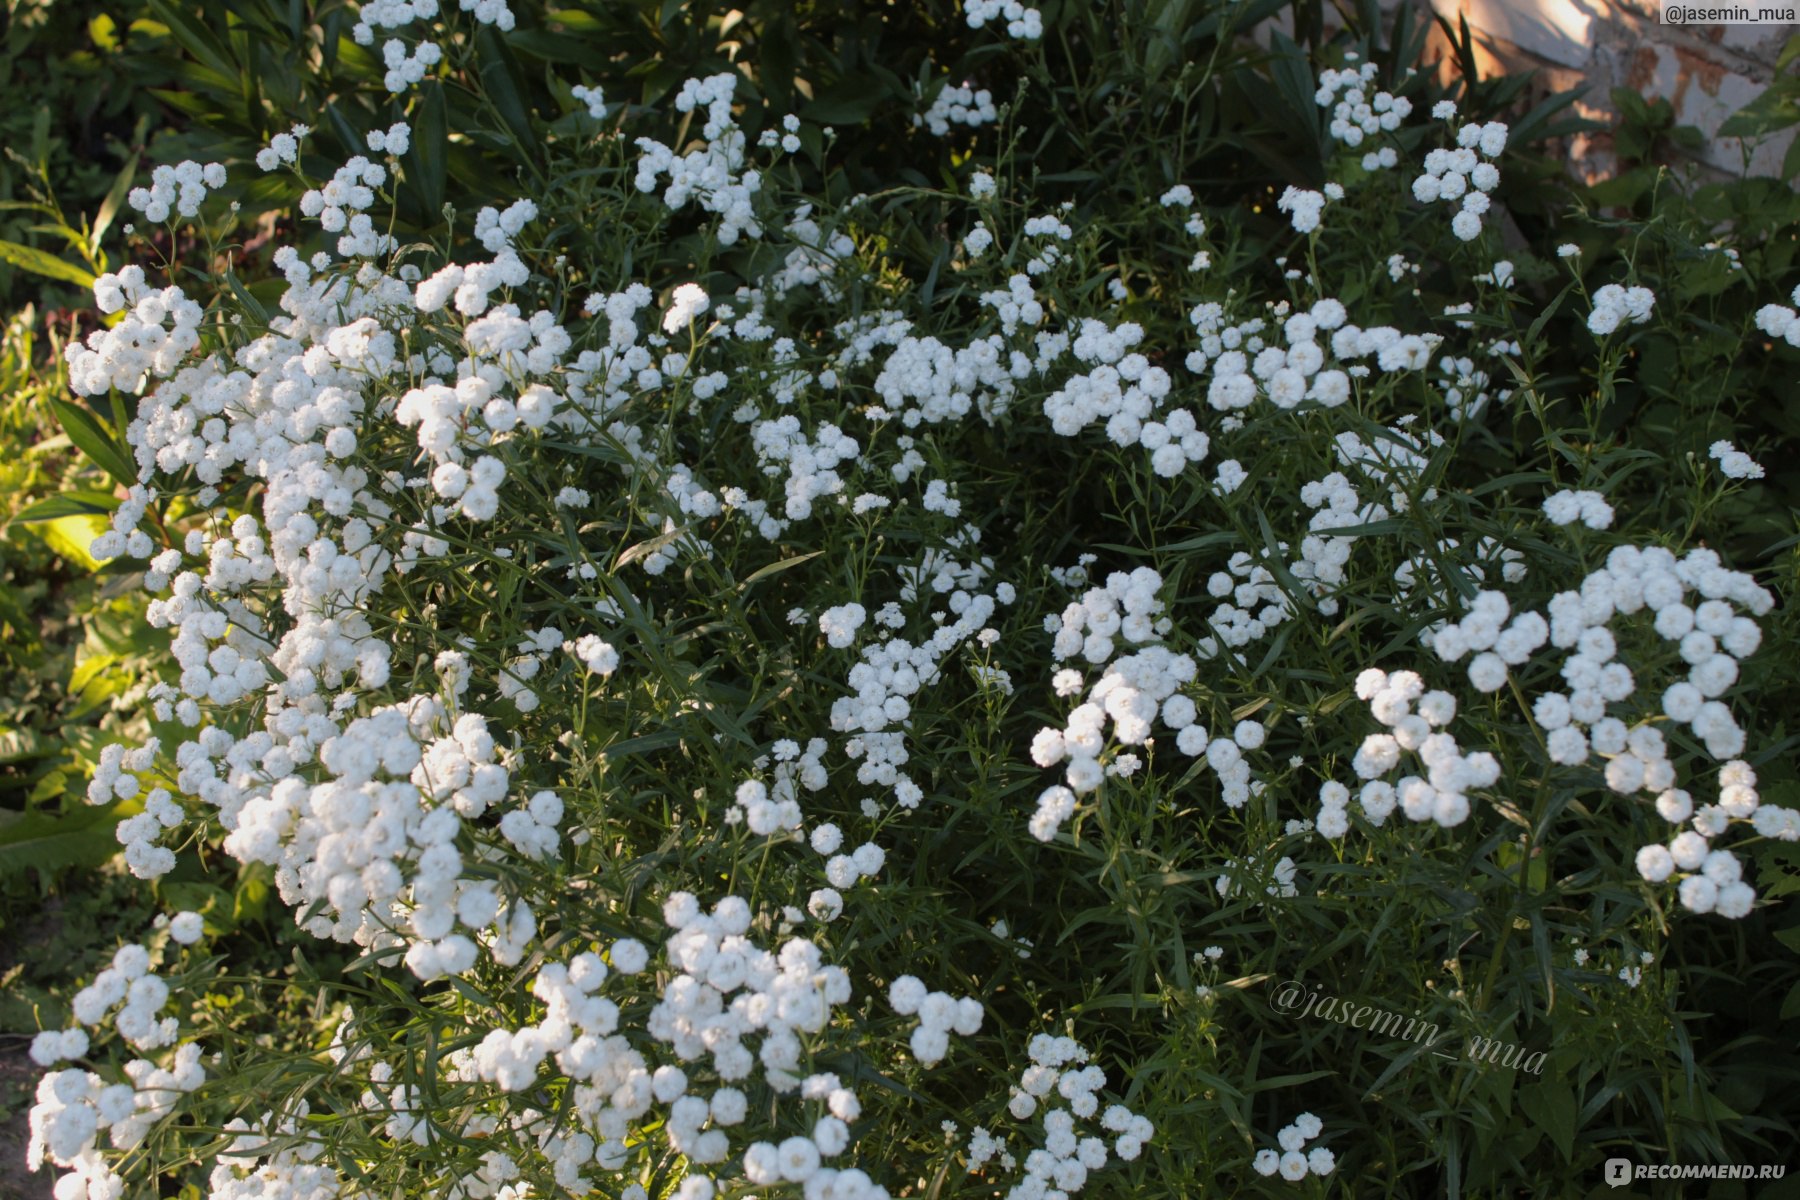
xmin=4 ymin=3 xmax=1800 ymax=1199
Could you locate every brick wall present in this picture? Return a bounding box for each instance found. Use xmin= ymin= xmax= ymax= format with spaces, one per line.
xmin=1422 ymin=0 xmax=1797 ymax=180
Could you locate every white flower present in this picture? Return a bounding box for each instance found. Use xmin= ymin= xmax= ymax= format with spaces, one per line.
xmin=1709 ymin=440 xmax=1764 ymax=481
xmin=662 ymin=283 xmax=711 ymax=333
xmin=168 ymin=911 xmax=204 ymax=944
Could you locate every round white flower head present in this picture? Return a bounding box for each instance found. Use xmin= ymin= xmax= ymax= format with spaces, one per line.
xmin=662 ymin=282 xmax=711 ymax=334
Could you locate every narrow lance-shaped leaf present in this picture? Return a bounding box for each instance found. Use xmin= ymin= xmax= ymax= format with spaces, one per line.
xmin=50 ymin=397 xmax=138 ymax=488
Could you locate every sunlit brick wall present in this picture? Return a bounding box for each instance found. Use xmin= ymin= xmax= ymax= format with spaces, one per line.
xmin=1425 ymin=0 xmax=1797 ymax=179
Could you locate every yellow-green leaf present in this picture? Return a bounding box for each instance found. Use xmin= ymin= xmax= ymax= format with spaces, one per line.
xmin=0 ymin=239 xmax=95 ymax=289
xmin=36 ymin=513 xmax=112 ymax=571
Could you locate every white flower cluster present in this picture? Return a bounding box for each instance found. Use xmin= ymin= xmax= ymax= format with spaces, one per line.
xmin=831 ymin=581 xmax=1000 ymax=732
xmin=1436 ymin=352 xmax=1510 ymax=421
xmin=737 ymin=415 xmax=860 ymax=530
xmin=380 ymin=36 xmax=443 ymax=93
xmin=209 ymin=1104 xmax=351 ymax=1200
xmin=888 ymin=975 xmax=983 ymax=1064
xmin=1195 ymin=550 xmax=1296 ymax=662
xmin=1192 ymin=719 xmax=1268 ymax=810
xmin=732 ymin=777 xmax=804 ymax=837
xmin=1394 ymin=535 xmax=1526 ymax=613
xmin=67 ymin=267 xmax=202 ymax=397
xmin=963 ymin=0 xmax=1043 ymax=38
xmin=28 ymin=1044 xmax=205 ymax=1200
xmin=812 ymin=825 xmax=885 ymax=890
xmin=459 ymin=0 xmax=516 ymax=27
xmin=1188 ymin=295 xmax=1438 ymax=414
xmin=819 ymin=602 xmax=867 ymax=648
xmin=127 ymin=159 xmax=226 ymax=222
xmin=1709 ymin=439 xmax=1764 ymax=481
xmin=1542 ymin=487 xmax=1614 ymax=530
xmin=1417 ymin=547 xmax=1787 ymax=915
xmin=1315 ymin=57 xmax=1409 ymax=166
xmin=873 ymin=327 xmax=1019 ymax=425
xmin=474 ymin=197 xmax=537 ymax=252
xmin=499 ymin=789 xmax=564 ymax=860
xmin=1586 ymin=283 xmax=1656 ymax=336
xmin=741 ymin=1077 xmax=877 ymax=1197
xmin=1532 ymin=547 xmax=1756 ymax=757
xmin=572 ymin=82 xmax=607 ymax=119
xmin=768 ymin=208 xmax=857 ymax=301
xmin=1752 ymin=283 xmax=1800 ymax=346
xmin=255 ymin=123 xmax=312 ymax=171
xmin=1292 ymin=470 xmax=1387 ymax=612
xmin=1031 ymin=630 xmax=1209 ymax=832
xmin=299 ymin=155 xmax=395 ymax=257
xmin=29 ymin=1027 xmax=89 ymax=1068
xmin=1040 ymin=322 xmax=1205 ymax=477
xmin=635 ymin=73 xmax=765 ymax=245
xmin=68 ymin=942 xmax=177 ymax=1052
xmin=351 ymin=0 xmax=434 ymax=41
xmin=217 ymin=700 xmax=535 ymax=979
xmin=1409 ymin=120 xmax=1505 ymax=241
xmin=917 ymin=81 xmax=999 ymax=136
xmin=1044 ymin=566 xmax=1168 ymax=664
xmin=1328 ymin=668 xmax=1496 ymax=829
xmin=663 ymin=281 xmax=711 ymax=333
xmin=1428 ymin=589 xmax=1549 ymax=695
xmin=1277 ymin=185 xmax=1330 ymax=235
xmin=84 ymin=740 xmax=183 ymax=878
xmin=568 ymin=632 xmax=620 ymax=676
xmin=963 ymin=1032 xmax=1150 ymax=1198
xmin=1634 ymin=761 xmax=1796 ymax=917
xmin=1252 ymin=1112 xmax=1334 ymax=1181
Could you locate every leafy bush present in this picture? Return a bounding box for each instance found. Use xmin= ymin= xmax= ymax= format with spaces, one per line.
xmin=11 ymin=1 xmax=1800 ymax=1199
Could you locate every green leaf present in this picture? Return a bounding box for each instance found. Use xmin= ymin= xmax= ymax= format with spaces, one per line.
xmin=1719 ymin=76 xmax=1800 ymax=140
xmin=0 ymin=727 xmax=52 ymax=765
xmin=90 ymin=150 xmax=142 ymax=256
xmin=221 ymin=264 xmax=270 ymax=327
xmin=0 ymin=239 xmax=96 ymax=289
xmin=234 ymin=862 xmax=273 ymax=923
xmin=738 ymin=550 xmax=823 ymax=588
xmin=0 ymin=802 xmax=132 ymax=880
xmin=1520 ymin=1080 xmax=1576 ymax=1161
xmin=403 ymin=79 xmax=449 ymax=218
xmin=6 ymin=491 xmax=121 ymax=526
xmin=615 ymin=526 xmax=686 ymax=570
xmin=146 ymin=0 xmax=239 ymax=83
xmin=475 ymin=25 xmax=538 ymax=163
xmin=160 ymin=880 xmax=232 ymax=919
xmin=36 ymin=514 xmax=113 ymax=571
xmin=324 ymin=100 xmax=365 ymax=161
xmin=0 ymin=582 xmax=38 ymax=644
xmin=1782 ymin=979 xmax=1800 ymax=1021
xmin=800 ymin=80 xmax=887 ymax=126
xmin=50 ymin=398 xmax=138 ymax=487
xmin=1524 ymin=281 xmax=1572 ymax=352
xmin=1264 ymin=29 xmax=1322 ymax=161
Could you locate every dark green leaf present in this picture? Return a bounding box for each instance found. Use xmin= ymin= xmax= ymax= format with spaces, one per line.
xmin=7 ymin=491 xmax=122 ymax=526
xmin=475 ymin=25 xmax=538 ymax=164
xmin=50 ymin=398 xmax=138 ymax=487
